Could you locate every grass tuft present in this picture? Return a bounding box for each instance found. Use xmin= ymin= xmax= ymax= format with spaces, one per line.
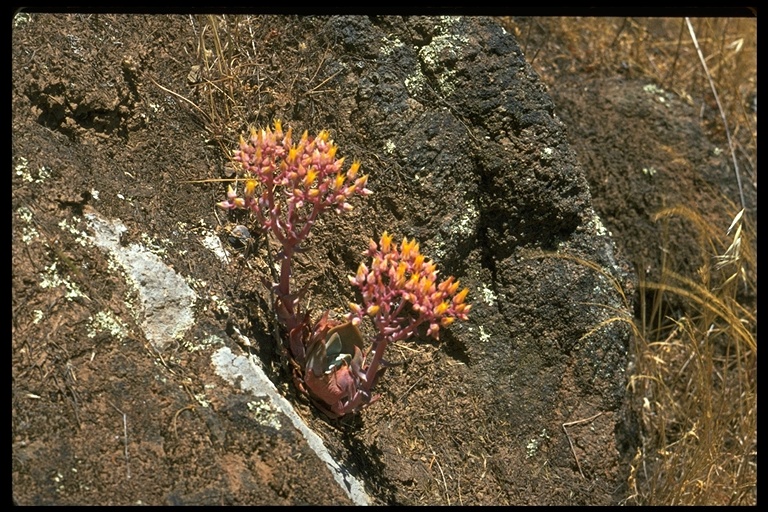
xmin=625 ymin=206 xmax=756 ymax=505
xmin=505 ymin=16 xmax=757 ymax=504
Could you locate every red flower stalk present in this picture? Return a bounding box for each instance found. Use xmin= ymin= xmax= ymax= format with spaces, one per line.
xmin=314 ymin=231 xmax=471 ymax=415
xmin=218 ymin=121 xmax=371 ymax=360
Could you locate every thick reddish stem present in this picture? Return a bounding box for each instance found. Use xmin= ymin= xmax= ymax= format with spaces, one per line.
xmin=361 ymin=319 xmax=420 ymax=390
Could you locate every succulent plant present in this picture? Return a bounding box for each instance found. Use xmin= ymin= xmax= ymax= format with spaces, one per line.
xmin=218 ymin=123 xmax=470 ymax=417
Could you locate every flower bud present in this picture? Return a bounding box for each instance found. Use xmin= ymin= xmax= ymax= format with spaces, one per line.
xmin=347 ymin=161 xmax=361 ymax=180
xmin=453 ymin=288 xmax=469 ymax=304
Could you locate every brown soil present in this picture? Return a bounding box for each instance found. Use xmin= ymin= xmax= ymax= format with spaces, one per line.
xmin=12 ymin=14 xmax=755 ymax=505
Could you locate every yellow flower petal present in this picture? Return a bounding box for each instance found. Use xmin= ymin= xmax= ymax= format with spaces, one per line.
xmin=380 ymin=231 xmax=393 ymax=253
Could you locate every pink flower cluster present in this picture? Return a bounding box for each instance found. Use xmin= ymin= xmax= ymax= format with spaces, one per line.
xmin=348 ymin=232 xmax=470 ymax=340
xmin=217 ymin=120 xmax=372 ymax=248
xmin=346 ymin=232 xmax=471 ymax=390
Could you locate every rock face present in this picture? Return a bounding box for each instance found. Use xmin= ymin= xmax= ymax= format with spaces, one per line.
xmin=324 ymin=16 xmax=632 ymax=504
xmin=13 ymin=14 xmax=633 ymax=505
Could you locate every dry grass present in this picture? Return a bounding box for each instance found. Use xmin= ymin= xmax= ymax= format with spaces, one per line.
xmin=506 ymin=17 xmax=757 ymax=199
xmin=186 ymin=15 xmax=342 ymax=152
xmin=626 ymin=205 xmax=756 ymax=505
xmin=185 ymin=14 xmax=269 ymax=150
xmin=504 ymin=17 xmax=757 ymax=505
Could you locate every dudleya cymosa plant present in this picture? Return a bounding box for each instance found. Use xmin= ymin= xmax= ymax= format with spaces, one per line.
xmin=218 ymin=121 xmax=469 ymax=418
xmin=218 ymin=120 xmax=371 ymax=362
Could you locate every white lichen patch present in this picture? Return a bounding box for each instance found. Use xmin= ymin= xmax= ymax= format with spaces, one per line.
xmin=643 ymin=83 xmax=672 ymax=106
xmin=57 ymin=217 xmax=91 ymax=247
xmin=383 ymin=139 xmax=397 ymax=155
xmin=455 ymin=201 xmax=478 ymax=237
xmin=479 ymin=283 xmax=497 ymax=308
xmin=417 ymin=17 xmax=469 ymax=97
xmin=379 ymin=35 xmax=404 ymax=57
xmin=478 ymin=325 xmax=491 ymax=343
xmin=184 ymin=275 xmax=208 ymax=291
xmin=183 ymin=334 xmax=224 ymax=353
xmin=431 ymin=68 xmax=458 ymax=97
xmin=87 ymin=310 xmax=129 ymax=339
xmin=429 ymin=201 xmax=479 ymax=263
xmin=194 ymin=392 xmax=211 ymax=408
xmin=526 ymin=428 xmax=550 ymax=458
xmin=200 ymin=231 xmax=229 ymax=264
xmin=404 ymin=71 xmax=427 ymax=96
xmin=139 ymin=232 xmax=173 ymax=257
xmin=15 ymin=158 xmax=52 ymax=184
xmin=248 ymin=399 xmax=282 ymax=430
xmin=32 ymin=309 xmax=44 ymax=325
xmin=643 ymin=83 xmax=665 ymax=96
xmin=14 ymin=156 xmax=29 ymax=172
xmin=15 ymin=204 xmax=34 ymax=224
xmin=15 ymin=205 xmax=40 ymax=244
xmin=587 ymin=214 xmax=611 ymax=238
xmin=39 ymin=262 xmax=86 ymax=301
xmin=19 ymin=207 xmax=92 ymax=301
xmin=209 ymin=295 xmax=230 ymax=316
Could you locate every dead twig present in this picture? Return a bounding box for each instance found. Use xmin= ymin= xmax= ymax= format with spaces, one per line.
xmin=395 ymin=374 xmax=426 ymax=405
xmin=62 ymin=362 xmax=82 ymax=428
xmin=417 ymin=428 xmax=451 ymax=505
xmin=685 ymin=17 xmax=745 ymax=211
xmin=435 ymin=456 xmax=450 ymax=505
xmin=562 ymin=412 xmax=604 ymax=479
xmin=148 ymin=77 xmax=211 ymax=125
xmin=108 ymin=401 xmax=131 ymax=480
xmin=171 ymin=405 xmax=197 ymax=438
xmin=305 ymin=70 xmax=342 ymax=95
